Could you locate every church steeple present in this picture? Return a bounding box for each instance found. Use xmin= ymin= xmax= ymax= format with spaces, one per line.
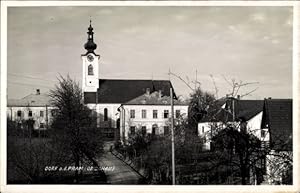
xmin=84 ymin=19 xmax=97 ymax=54
xmin=82 ymin=19 xmax=100 ymax=93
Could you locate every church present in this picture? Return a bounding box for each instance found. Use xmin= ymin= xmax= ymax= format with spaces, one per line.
xmin=6 ymin=21 xmax=185 ymax=142
xmin=81 ymin=21 xmax=180 ymax=141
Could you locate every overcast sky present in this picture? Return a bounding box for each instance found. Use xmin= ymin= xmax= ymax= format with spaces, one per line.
xmin=7 ymin=6 xmax=293 ymax=100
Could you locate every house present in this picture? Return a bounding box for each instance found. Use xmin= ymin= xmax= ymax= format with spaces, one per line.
xmin=7 ymin=89 xmax=55 ymax=130
xmin=118 ymin=90 xmax=188 ymax=143
xmin=198 ymin=97 xmax=264 ymax=150
xmin=81 ymin=21 xmax=177 ymax=139
xmin=198 ymin=97 xmax=293 ymax=184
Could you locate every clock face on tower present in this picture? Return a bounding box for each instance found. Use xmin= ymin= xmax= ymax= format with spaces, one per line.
xmin=87 ymin=54 xmax=94 ymax=62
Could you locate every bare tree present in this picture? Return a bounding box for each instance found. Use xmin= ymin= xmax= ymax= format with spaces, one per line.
xmin=221 ymin=75 xmax=259 ymax=99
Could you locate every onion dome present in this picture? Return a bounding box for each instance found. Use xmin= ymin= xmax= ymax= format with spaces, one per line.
xmin=84 ymin=19 xmax=97 ymax=54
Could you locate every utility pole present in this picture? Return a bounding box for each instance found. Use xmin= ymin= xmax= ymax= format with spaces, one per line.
xmin=170 ymin=87 xmax=175 ymax=185
xmin=232 ymin=97 xmax=235 ymax=122
xmin=46 ymin=104 xmax=48 ymax=138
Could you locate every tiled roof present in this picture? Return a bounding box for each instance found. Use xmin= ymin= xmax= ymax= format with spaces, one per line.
xmin=234 ymin=100 xmax=264 ymax=120
xmin=124 ymin=91 xmax=187 ymax=106
xmin=201 ymin=98 xmax=264 ymax=122
xmin=84 ymin=79 xmax=176 ymax=104
xmin=7 ymin=93 xmax=51 ymax=107
xmin=264 ymin=99 xmax=292 ymax=151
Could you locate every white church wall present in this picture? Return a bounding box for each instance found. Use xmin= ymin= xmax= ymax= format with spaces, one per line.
xmin=87 ymin=103 xmax=121 ymax=128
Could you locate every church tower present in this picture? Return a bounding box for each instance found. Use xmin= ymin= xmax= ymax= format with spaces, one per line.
xmin=82 ymin=20 xmax=99 ymax=92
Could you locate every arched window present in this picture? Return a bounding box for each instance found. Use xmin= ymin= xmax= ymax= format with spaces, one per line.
xmin=104 ymin=108 xmax=108 ymax=121
xmin=88 ymin=64 xmax=94 ymax=75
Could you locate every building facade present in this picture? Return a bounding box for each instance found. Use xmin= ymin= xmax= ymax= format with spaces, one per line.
xmin=119 ymin=91 xmax=188 ymax=143
xmin=7 ymin=89 xmax=55 ymax=130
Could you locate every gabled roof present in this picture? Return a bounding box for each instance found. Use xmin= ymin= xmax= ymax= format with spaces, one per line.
xmin=263 ymin=99 xmax=292 ymax=151
xmin=7 ymin=93 xmax=51 ymax=107
xmin=201 ymin=98 xmax=264 ymax=122
xmin=124 ymin=91 xmax=187 ymax=106
xmin=234 ymin=100 xmax=264 ymax=120
xmin=84 ymin=79 xmax=176 ymax=104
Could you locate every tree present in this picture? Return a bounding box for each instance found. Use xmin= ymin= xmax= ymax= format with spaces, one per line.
xmin=49 ymin=75 xmax=105 ymax=183
xmin=211 ymin=126 xmax=261 ymax=184
xmin=143 ymin=135 xmax=172 ymax=184
xmin=188 ymin=87 xmax=216 ymax=131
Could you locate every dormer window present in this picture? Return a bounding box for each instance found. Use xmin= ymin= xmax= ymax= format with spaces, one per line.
xmin=88 ymin=64 xmax=94 ymax=75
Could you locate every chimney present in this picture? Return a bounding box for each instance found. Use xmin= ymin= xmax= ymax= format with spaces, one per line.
xmin=146 ymin=88 xmax=150 ymax=96
xmin=36 ymin=89 xmax=40 ymax=95
xmin=158 ymin=90 xmax=162 ymax=98
xmin=237 ymin=95 xmax=240 ymax=100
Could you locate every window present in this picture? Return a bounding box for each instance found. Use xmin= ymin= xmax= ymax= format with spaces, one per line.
xmin=28 ymin=111 xmax=33 ymax=117
xmin=130 ymin=110 xmax=135 ymax=118
xmin=40 ymin=123 xmax=45 ymax=128
xmin=142 ymin=109 xmax=147 ymax=119
xmin=175 ymin=110 xmax=180 ymax=118
xmin=142 ymin=126 xmax=147 ymax=135
xmin=88 ymin=64 xmax=94 ymax=75
xmin=104 ymin=108 xmax=108 ymax=121
xmin=153 ymin=110 xmax=158 ymax=119
xmin=51 ymin=109 xmax=56 ymax=116
xmin=130 ymin=126 xmax=136 ymax=135
xmin=261 ymin=129 xmax=267 ymax=138
xmin=202 ymin=126 xmax=204 ymax=134
xmin=40 ymin=111 xmax=44 ymax=117
xmin=164 ymin=110 xmax=169 ymax=118
xmin=17 ymin=110 xmax=22 ymax=117
xmin=152 ymin=124 xmax=157 ymax=135
xmin=164 ymin=126 xmax=169 ymax=136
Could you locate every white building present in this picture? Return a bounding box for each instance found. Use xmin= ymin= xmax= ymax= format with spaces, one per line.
xmin=119 ymin=90 xmax=188 ymax=143
xmin=7 ymin=89 xmax=55 ymax=130
xmin=81 ymin=21 xmax=178 ymax=139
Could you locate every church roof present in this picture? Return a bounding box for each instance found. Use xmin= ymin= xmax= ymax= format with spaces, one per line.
xmin=84 ymin=79 xmax=176 ymax=104
xmin=124 ymin=91 xmax=187 ymax=106
xmin=7 ymin=93 xmax=51 ymax=107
